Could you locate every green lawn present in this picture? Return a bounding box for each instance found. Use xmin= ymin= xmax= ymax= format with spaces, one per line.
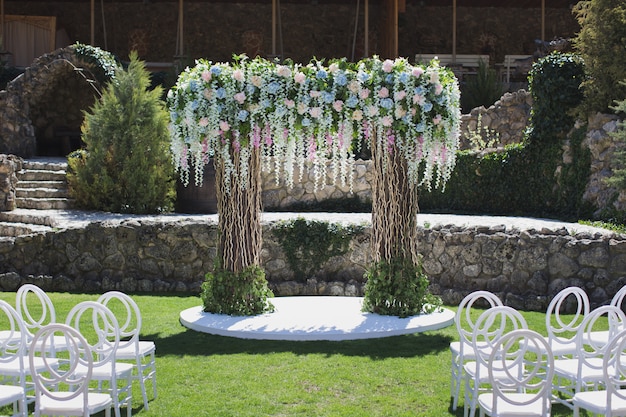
xmin=0 ymin=291 xmax=584 ymax=416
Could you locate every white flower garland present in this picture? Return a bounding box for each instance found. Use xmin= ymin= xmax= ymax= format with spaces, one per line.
xmin=168 ymin=55 xmax=461 ymax=194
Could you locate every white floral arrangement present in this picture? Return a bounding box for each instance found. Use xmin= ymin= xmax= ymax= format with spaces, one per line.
xmin=167 ymin=55 xmax=461 ymax=193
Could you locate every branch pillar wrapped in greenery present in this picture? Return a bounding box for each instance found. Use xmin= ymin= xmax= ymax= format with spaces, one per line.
xmin=168 ymin=56 xmax=461 ymax=316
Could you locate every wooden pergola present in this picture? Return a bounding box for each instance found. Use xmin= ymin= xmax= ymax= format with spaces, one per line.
xmin=0 ymin=0 xmax=572 ymax=61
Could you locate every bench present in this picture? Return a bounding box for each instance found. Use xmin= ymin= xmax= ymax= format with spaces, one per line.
xmin=500 ymin=55 xmax=534 ymax=83
xmin=415 ymin=54 xmax=489 ymax=72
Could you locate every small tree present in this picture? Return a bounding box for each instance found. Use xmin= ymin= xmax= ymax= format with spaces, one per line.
xmin=68 ymin=52 xmax=175 ymax=214
xmin=573 ymin=0 xmax=626 ymax=114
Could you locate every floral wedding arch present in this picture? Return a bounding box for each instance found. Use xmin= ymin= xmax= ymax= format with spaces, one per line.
xmin=168 ymin=55 xmax=461 ymax=316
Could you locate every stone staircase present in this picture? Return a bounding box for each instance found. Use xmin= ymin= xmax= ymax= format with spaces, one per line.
xmin=0 ymin=158 xmax=71 ymax=239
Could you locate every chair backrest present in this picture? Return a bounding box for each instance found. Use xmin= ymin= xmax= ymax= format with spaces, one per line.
xmin=29 ymin=323 xmax=93 ymax=407
xmin=487 ymin=329 xmax=554 ymax=416
xmin=610 ymin=285 xmax=626 ymax=312
xmin=456 ymin=291 xmax=503 ymax=349
xmin=545 ymin=286 xmax=590 ymax=347
xmin=472 ymin=306 xmax=528 ymax=366
xmin=577 ymin=305 xmax=626 ymax=361
xmin=97 ymin=291 xmax=142 ymax=351
xmin=0 ymin=300 xmax=28 ymax=365
xmin=15 ymin=284 xmax=57 ymax=339
xmin=65 ymin=301 xmax=120 ymax=371
xmin=601 ymin=328 xmax=626 ymax=409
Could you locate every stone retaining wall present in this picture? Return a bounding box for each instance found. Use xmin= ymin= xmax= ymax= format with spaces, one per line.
xmin=0 ymin=217 xmax=624 ymax=312
xmin=0 ymin=154 xmax=19 ymax=211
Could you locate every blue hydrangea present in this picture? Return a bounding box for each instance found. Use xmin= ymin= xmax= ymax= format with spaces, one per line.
xmin=416 ymin=122 xmax=426 ymax=132
xmin=246 ymin=84 xmax=256 ymax=95
xmin=215 ymin=88 xmax=226 ymax=99
xmin=237 ymin=110 xmax=249 ymax=121
xmin=380 ymin=98 xmax=393 ymax=109
xmin=423 ymin=101 xmax=433 ymax=112
xmin=322 ymin=91 xmax=335 ymax=104
xmin=276 ymin=106 xmax=288 ymax=117
xmin=399 ymin=72 xmax=409 ymax=84
xmin=267 ymin=81 xmax=281 ymax=95
xmin=190 ymin=100 xmax=199 ymax=110
xmin=335 ymin=72 xmax=348 ymax=86
xmin=346 ymin=95 xmax=359 ymax=108
xmin=385 ymin=74 xmax=394 ymax=84
xmin=302 ymin=117 xmax=312 ymax=127
xmin=210 ymin=65 xmax=222 ymax=76
xmin=358 ymin=71 xmax=370 ymax=83
xmin=316 ymin=69 xmax=328 ymax=79
xmin=414 ymin=86 xmax=425 ymax=95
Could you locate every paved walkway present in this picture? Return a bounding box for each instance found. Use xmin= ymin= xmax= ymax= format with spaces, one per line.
xmin=7 ymin=208 xmax=614 ymax=236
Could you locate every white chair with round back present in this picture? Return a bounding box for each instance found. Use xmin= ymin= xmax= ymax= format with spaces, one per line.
xmin=477 ymin=329 xmax=554 ymax=417
xmin=585 ymin=284 xmax=626 ymax=345
xmin=29 ymin=323 xmax=113 ymax=417
xmin=0 ymin=300 xmax=28 ymax=417
xmin=462 ymin=305 xmax=528 ymax=417
xmin=97 ymin=291 xmax=157 ymax=410
xmin=65 ymin=301 xmax=133 ymax=417
xmin=450 ymin=290 xmax=503 ymax=411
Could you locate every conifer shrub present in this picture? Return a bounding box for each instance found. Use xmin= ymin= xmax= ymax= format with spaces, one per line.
xmin=67 ymin=52 xmax=175 ymax=214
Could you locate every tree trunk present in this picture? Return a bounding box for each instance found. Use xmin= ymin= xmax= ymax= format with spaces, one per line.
xmin=214 ymin=148 xmax=263 ymax=273
xmin=370 ymin=139 xmax=420 ymax=265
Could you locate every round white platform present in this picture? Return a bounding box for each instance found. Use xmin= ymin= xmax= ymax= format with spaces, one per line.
xmin=179 ymin=296 xmax=455 ymax=341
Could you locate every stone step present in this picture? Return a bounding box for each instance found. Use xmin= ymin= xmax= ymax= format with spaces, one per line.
xmin=0 ymin=221 xmax=53 ymax=237
xmin=16 ymin=187 xmax=70 ymax=199
xmin=18 ymin=169 xmax=67 ymax=182
xmin=15 ymin=197 xmax=72 ymax=210
xmin=16 ymin=180 xmax=67 ymax=189
xmin=21 ymin=157 xmax=68 ymax=172
xmin=0 ymin=210 xmax=57 ymax=227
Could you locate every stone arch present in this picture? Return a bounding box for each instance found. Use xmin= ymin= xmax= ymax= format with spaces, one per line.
xmin=0 ymin=46 xmax=109 ymax=158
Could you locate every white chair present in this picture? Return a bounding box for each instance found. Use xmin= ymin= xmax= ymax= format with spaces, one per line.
xmin=0 ymin=384 xmax=26 ymax=417
xmin=450 ymin=291 xmax=503 ymax=411
xmin=15 ymin=284 xmax=70 ymax=354
xmin=552 ymin=304 xmax=626 ymax=410
xmin=477 ymin=329 xmax=554 ymax=417
xmin=535 ymin=286 xmax=590 ymax=358
xmin=573 ymin=328 xmax=626 ymax=416
xmin=65 ymin=301 xmax=133 ymax=417
xmin=97 ymin=291 xmax=157 ymax=410
xmin=0 ymin=299 xmax=59 ymax=403
xmin=463 ymin=306 xmax=528 ymax=417
xmin=29 ymin=323 xmax=113 ymax=417
xmin=585 ymin=284 xmax=626 ymax=345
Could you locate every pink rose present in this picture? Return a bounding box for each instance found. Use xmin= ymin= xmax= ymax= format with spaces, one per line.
xmin=435 ymin=83 xmax=443 ymax=95
xmin=333 ymin=100 xmax=343 ymax=112
xmin=359 ymin=89 xmax=370 ymax=99
xmin=199 ymin=117 xmax=209 ymax=127
xmin=433 ymin=114 xmax=442 ymax=125
xmin=219 ymin=120 xmax=230 ymax=132
xmin=234 ymin=92 xmax=246 ymax=104
xmin=378 ymin=87 xmax=389 ymax=98
xmin=232 ymin=69 xmax=244 ymax=82
xmin=310 ymin=90 xmax=321 ymax=98
xmin=284 ymin=98 xmax=295 ymax=108
xmin=382 ymin=59 xmax=394 ymax=73
xmin=309 ymin=107 xmax=323 ymax=118
xmin=394 ymin=90 xmax=407 ymax=101
xmin=277 ymin=65 xmax=292 ymax=78
xmin=382 ymin=116 xmax=393 ymax=127
xmin=294 ymin=72 xmax=306 ymax=84
xmin=201 ymin=70 xmax=211 ymax=82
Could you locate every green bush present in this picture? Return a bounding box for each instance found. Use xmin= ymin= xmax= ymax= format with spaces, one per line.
xmin=362 ymin=257 xmax=442 ymax=318
xmin=573 ymin=0 xmax=626 ymax=114
xmin=460 ymin=59 xmax=503 ymax=113
xmin=67 ymin=52 xmax=175 ymax=214
xmin=201 ymin=265 xmax=275 ymax=316
xmin=526 ymin=52 xmax=586 ymax=146
xmin=420 ymin=53 xmax=590 ymax=220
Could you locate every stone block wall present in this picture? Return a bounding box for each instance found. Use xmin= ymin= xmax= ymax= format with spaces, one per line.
xmin=0 ymin=216 xmax=624 ymax=312
xmin=0 ymin=154 xmax=19 ymax=211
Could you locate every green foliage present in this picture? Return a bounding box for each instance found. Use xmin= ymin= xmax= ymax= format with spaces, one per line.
xmin=605 ymin=93 xmax=626 ymax=189
xmin=201 ymin=265 xmax=275 ymax=316
xmin=419 ymin=126 xmax=592 ymax=220
xmin=527 ymin=52 xmax=586 ymax=146
xmin=67 ymin=52 xmax=175 ymax=214
xmin=460 ymin=59 xmax=503 ymax=112
xmin=362 ymin=257 xmax=442 ymax=318
xmin=573 ymin=0 xmax=626 ymax=114
xmin=272 ymin=217 xmax=365 ymax=282
xmin=72 ymin=42 xmax=120 ymax=85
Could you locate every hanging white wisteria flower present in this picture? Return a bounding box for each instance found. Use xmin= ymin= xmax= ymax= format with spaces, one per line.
xmin=167 ymin=55 xmax=461 ymax=193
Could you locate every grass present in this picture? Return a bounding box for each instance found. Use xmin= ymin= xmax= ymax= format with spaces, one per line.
xmin=0 ymin=291 xmax=592 ymax=416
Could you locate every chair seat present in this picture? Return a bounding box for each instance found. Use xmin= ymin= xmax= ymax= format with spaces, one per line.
xmin=115 ymin=341 xmax=155 ymax=359
xmin=464 ymin=360 xmax=519 ymax=384
xmin=553 ymin=357 xmax=605 ymax=381
xmin=525 ymin=335 xmax=578 ymax=357
xmin=0 ymin=356 xmax=60 ymax=376
xmin=0 ymin=384 xmax=24 ymax=402
xmin=38 ymin=391 xmax=113 ymax=415
xmin=478 ymin=392 xmax=550 ymax=417
xmin=573 ymin=389 xmax=626 ymax=415
xmin=75 ymin=362 xmax=134 ymax=380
